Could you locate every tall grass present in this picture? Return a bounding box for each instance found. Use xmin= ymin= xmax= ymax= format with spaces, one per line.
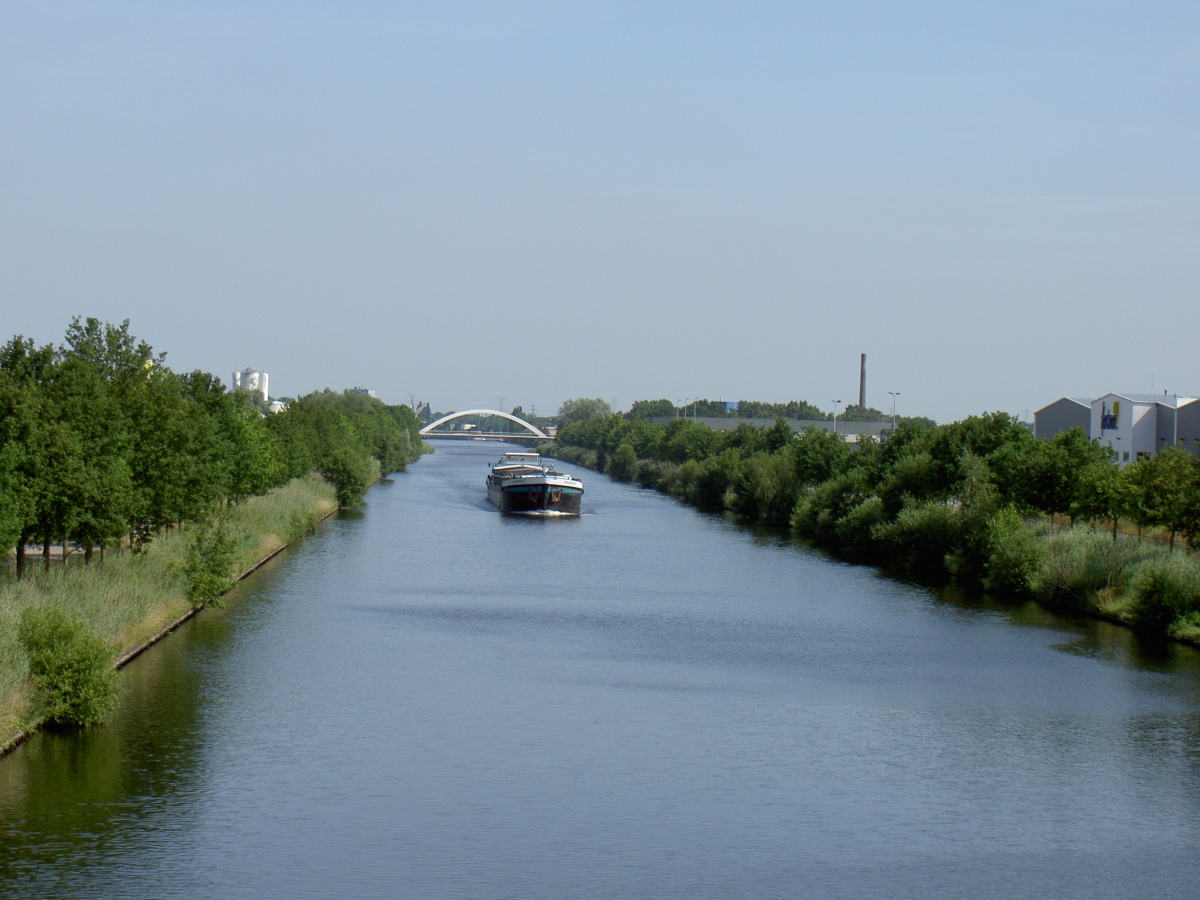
xmin=1 ymin=473 xmax=337 ymax=740
xmin=1127 ymin=554 xmax=1200 ymax=637
xmin=1032 ymin=529 xmax=1161 ymax=611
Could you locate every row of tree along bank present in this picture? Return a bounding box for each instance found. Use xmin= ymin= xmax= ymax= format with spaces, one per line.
xmin=547 ymin=406 xmax=1200 ymax=643
xmin=1 ymin=318 xmax=428 ymax=740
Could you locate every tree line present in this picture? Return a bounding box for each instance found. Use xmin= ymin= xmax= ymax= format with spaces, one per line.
xmin=0 ymin=318 xmax=424 ymax=577
xmin=622 ymin=397 xmax=935 ymax=427
xmin=552 ymin=407 xmax=1200 ymax=638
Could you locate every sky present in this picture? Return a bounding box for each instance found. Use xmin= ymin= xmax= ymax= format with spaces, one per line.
xmin=1 ymin=1 xmax=1198 ymax=423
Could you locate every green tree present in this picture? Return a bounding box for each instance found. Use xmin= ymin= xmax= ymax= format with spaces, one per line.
xmin=1071 ymin=458 xmax=1128 ymax=541
xmin=184 ymin=515 xmax=237 ymax=607
xmin=557 ymin=397 xmax=612 ymax=427
xmin=1133 ymin=448 xmax=1198 ymax=550
xmin=626 ymin=399 xmax=677 ymax=419
xmin=608 ymin=443 xmax=638 ymax=481
xmin=321 ymin=445 xmax=372 ymax=506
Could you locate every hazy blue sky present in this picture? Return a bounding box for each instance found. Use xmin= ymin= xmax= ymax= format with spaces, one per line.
xmin=2 ymin=2 xmax=1197 ymax=422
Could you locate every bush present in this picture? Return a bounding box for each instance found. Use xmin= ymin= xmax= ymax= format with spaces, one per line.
xmin=184 ymin=514 xmax=236 ymax=608
xmin=834 ymin=497 xmax=885 ymax=559
xmin=731 ymin=452 xmax=799 ymax=525
xmin=607 ymin=443 xmax=638 ymax=481
xmin=634 ymin=458 xmax=676 ymax=491
xmin=791 ymin=473 xmax=866 ymax=544
xmin=1033 ymin=530 xmax=1158 ymax=609
xmin=982 ymin=507 xmax=1046 ymax=595
xmin=691 ymin=450 xmax=740 ymax=510
xmin=18 ymin=606 xmax=118 ymax=727
xmin=320 ymin=446 xmax=372 ymax=506
xmin=1128 ymin=555 xmax=1200 ymax=637
xmin=872 ymin=500 xmax=962 ymax=581
xmin=287 ymin=507 xmax=322 ymax=541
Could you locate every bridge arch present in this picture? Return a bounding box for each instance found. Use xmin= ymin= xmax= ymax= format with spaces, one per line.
xmin=419 ymin=409 xmax=548 ymax=440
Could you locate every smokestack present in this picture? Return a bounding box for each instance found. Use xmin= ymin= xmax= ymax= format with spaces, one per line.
xmin=858 ymin=353 xmax=866 ymax=409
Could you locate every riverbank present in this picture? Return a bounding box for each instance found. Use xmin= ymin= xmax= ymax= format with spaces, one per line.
xmin=0 ymin=473 xmax=342 ymax=752
xmin=541 ymin=441 xmax=1200 ymax=647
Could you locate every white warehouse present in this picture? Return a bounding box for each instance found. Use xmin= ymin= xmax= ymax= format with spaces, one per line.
xmin=1035 ymin=392 xmax=1200 ymax=466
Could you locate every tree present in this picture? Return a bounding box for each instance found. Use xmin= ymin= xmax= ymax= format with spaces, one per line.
xmin=608 ymin=443 xmax=638 ymax=481
xmin=1071 ymin=458 xmax=1129 ymax=541
xmin=1133 ymin=448 xmax=1198 ymax=550
xmin=627 ymin=399 xmax=678 ymax=419
xmin=557 ymin=397 xmax=612 ymax=427
xmin=320 ymin=446 xmax=372 ymax=506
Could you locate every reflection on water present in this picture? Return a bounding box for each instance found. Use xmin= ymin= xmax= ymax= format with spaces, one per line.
xmin=3 ymin=440 xmax=1200 ymax=899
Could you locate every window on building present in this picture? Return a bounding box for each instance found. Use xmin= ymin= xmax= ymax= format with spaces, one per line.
xmin=1123 ymin=451 xmax=1130 ymax=461
xmin=1137 ymin=451 xmax=1150 ymax=460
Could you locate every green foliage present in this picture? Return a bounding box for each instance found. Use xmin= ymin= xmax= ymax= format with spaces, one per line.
xmin=184 ymin=514 xmax=237 ymax=607
xmin=982 ymin=507 xmax=1046 ymax=595
xmin=18 ymin=606 xmax=118 ymax=727
xmin=320 ymin=445 xmax=372 ymax=507
xmin=608 ymin=443 xmax=638 ymax=481
xmin=627 ymin=398 xmax=677 ymax=419
xmin=872 ymin=500 xmax=962 ymax=581
xmin=557 ymin=397 xmax=612 ymax=428
xmin=1127 ymin=555 xmax=1200 ymax=637
xmin=553 ymin=399 xmax=1200 ymax=642
xmin=1032 ymin=530 xmax=1158 ymax=610
xmin=731 ymin=450 xmax=800 ymax=525
xmin=834 ymin=497 xmax=886 ymax=559
xmin=0 ymin=319 xmax=423 ymax=569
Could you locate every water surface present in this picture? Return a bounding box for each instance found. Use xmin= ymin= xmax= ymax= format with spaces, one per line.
xmin=3 ymin=441 xmax=1200 ymax=898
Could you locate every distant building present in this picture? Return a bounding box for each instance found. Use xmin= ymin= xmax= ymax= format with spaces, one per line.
xmin=1035 ymin=392 xmax=1200 ymax=465
xmin=232 ymin=368 xmax=268 ymax=402
xmin=267 ymin=400 xmax=289 ymax=414
xmin=1034 ymin=398 xmax=1092 ymax=440
xmin=349 ymin=387 xmax=377 ymax=398
xmin=718 ymin=400 xmax=739 ymax=413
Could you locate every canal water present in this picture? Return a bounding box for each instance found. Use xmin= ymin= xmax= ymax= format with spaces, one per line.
xmin=3 ymin=441 xmax=1200 ymax=898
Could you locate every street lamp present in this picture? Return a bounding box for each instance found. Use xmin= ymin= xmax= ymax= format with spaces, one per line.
xmin=888 ymin=391 xmax=900 ymax=432
xmin=832 ymin=400 xmax=842 ymax=436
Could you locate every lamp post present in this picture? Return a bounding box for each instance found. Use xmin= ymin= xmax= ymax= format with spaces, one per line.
xmin=888 ymin=391 xmax=900 ymax=432
xmin=833 ymin=400 xmax=842 ymax=436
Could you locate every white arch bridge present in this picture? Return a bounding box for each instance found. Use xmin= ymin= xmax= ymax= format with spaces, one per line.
xmin=419 ymin=409 xmax=549 ymax=443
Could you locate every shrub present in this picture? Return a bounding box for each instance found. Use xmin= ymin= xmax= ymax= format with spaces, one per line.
xmin=184 ymin=515 xmax=236 ymax=608
xmin=1128 ymin=555 xmax=1200 ymax=637
xmin=320 ymin=446 xmax=373 ymax=506
xmin=791 ymin=473 xmax=866 ymax=544
xmin=834 ymin=497 xmax=886 ymax=559
xmin=287 ymin=507 xmax=322 ymax=541
xmin=634 ymin=459 xmax=676 ymax=491
xmin=982 ymin=507 xmax=1045 ymax=595
xmin=690 ymin=450 xmax=740 ymax=510
xmin=872 ymin=500 xmax=962 ymax=581
xmin=732 ymin=452 xmax=799 ymax=525
xmin=607 ymin=443 xmax=638 ymax=481
xmin=18 ymin=605 xmax=118 ymax=727
xmin=1033 ymin=530 xmax=1159 ymax=609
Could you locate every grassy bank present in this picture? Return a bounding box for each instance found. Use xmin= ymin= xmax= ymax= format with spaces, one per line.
xmin=0 ymin=473 xmax=338 ymax=743
xmin=542 ymin=441 xmax=1200 ymax=646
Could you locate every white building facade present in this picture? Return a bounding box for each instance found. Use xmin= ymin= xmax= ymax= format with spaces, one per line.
xmin=1035 ymin=392 xmax=1200 ymax=466
xmin=232 ymin=368 xmax=269 ymax=402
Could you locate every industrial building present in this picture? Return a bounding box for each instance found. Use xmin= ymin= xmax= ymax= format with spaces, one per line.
xmin=1034 ymin=393 xmax=1200 ymax=465
xmin=232 ymin=367 xmax=268 ymax=402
